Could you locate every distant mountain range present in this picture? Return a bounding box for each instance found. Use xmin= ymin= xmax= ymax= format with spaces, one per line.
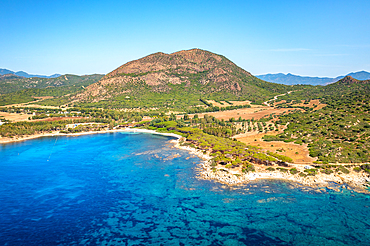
xmin=0 ymin=68 xmax=61 ymax=78
xmin=256 ymin=71 xmax=370 ymax=85
xmin=3 ymin=66 xmax=369 ymax=86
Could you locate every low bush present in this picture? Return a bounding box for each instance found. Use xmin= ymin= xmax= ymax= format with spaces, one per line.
xmin=321 ymin=169 xmax=334 ymax=175
xmin=361 ymin=164 xmax=370 ymax=174
xmin=353 ymin=167 xmax=362 ymax=173
xmin=277 ymin=167 xmax=289 ymax=173
xmin=289 ymin=168 xmax=299 ymax=175
xmin=242 ymin=163 xmax=255 ymax=173
xmin=336 ymin=166 xmax=350 ymax=174
xmin=304 ymin=168 xmax=317 ymax=176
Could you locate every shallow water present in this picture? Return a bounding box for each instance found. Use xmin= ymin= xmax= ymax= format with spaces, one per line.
xmin=0 ymin=132 xmax=369 ymax=245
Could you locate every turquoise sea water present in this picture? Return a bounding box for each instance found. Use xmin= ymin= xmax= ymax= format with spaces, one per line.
xmin=0 ymin=132 xmax=369 ymax=246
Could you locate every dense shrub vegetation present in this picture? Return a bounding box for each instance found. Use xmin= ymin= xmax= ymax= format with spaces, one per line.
xmin=264 ymin=79 xmax=370 ymax=163
xmin=0 ymin=74 xmax=103 ymax=106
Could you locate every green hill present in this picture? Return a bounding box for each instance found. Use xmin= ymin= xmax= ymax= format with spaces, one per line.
xmin=264 ymin=76 xmax=370 ymax=163
xmin=0 ymin=74 xmax=104 ymax=106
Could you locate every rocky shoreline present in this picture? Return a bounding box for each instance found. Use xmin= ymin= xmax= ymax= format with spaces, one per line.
xmin=200 ymin=160 xmax=370 ymax=193
xmin=172 ymin=138 xmax=370 ymax=194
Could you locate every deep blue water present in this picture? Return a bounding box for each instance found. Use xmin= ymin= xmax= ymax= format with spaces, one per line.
xmin=0 ymin=132 xmax=369 ymax=246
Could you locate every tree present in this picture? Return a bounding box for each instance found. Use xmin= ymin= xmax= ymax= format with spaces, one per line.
xmin=169 ymin=113 xmax=176 ymax=121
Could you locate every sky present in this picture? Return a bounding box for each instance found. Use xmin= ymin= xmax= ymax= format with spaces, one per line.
xmin=1 ymin=0 xmax=370 ymax=77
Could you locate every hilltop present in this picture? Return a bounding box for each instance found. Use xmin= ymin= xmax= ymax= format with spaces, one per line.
xmin=71 ymin=49 xmax=292 ymax=109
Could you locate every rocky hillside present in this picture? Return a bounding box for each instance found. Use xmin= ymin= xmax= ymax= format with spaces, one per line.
xmin=0 ymin=74 xmax=24 ymax=81
xmin=72 ymin=49 xmax=290 ymax=108
xmin=336 ymin=75 xmax=370 ymax=85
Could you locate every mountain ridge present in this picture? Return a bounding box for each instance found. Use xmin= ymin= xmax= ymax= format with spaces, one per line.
xmin=0 ymin=68 xmax=61 ymax=78
xmin=256 ymin=71 xmax=370 ymax=85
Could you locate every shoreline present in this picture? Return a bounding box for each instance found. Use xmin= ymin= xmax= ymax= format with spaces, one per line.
xmin=1 ymin=128 xmax=369 ymax=194
xmin=171 ymin=137 xmax=370 ymax=194
xmin=0 ymin=128 xmax=182 ymax=145
xmin=197 ymin=160 xmax=370 ymax=194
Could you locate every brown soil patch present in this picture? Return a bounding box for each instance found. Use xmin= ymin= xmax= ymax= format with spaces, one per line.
xmin=0 ymin=113 xmax=85 ymax=123
xmin=207 ymin=100 xmax=251 ymax=108
xmin=195 ymin=107 xmax=303 ymax=120
xmin=229 ymin=100 xmax=251 ymax=106
xmin=235 ymin=132 xmax=316 ymax=164
xmin=1 ymin=103 xmax=62 ymax=110
xmin=0 ymin=112 xmax=30 ymax=122
xmin=274 ymin=100 xmax=286 ymax=105
xmin=313 ymin=104 xmax=327 ymax=110
xmin=206 ymin=100 xmax=231 ymax=107
xmin=292 ymin=99 xmax=327 ymax=110
xmin=33 ymin=96 xmax=54 ymax=100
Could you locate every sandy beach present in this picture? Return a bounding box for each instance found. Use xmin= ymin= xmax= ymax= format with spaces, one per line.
xmin=0 ymin=128 xmax=183 ymax=145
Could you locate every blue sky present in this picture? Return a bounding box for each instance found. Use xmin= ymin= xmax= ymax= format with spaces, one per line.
xmin=1 ymin=0 xmax=369 ymax=77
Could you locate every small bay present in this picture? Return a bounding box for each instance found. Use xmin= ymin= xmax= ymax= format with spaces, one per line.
xmin=0 ymin=132 xmax=369 ymax=245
